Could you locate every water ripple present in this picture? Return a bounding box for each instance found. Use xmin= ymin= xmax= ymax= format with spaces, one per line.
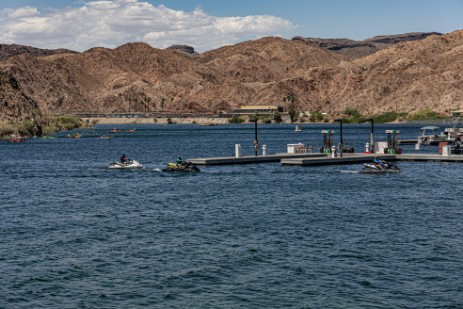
xmin=1 ymin=124 xmax=463 ymax=308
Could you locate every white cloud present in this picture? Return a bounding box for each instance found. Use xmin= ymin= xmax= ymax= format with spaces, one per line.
xmin=0 ymin=0 xmax=295 ymax=52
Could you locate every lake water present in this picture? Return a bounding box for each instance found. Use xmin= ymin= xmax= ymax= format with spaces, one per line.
xmin=1 ymin=123 xmax=462 ymax=308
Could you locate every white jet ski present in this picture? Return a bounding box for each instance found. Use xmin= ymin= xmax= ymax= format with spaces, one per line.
xmin=109 ymin=159 xmax=143 ymax=169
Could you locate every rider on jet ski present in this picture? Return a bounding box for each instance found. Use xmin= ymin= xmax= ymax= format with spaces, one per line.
xmin=120 ymin=154 xmax=129 ymax=164
xmin=176 ymin=156 xmax=185 ymax=167
xmin=372 ymin=157 xmax=394 ymax=170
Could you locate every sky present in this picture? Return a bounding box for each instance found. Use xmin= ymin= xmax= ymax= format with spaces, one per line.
xmin=0 ymin=0 xmax=462 ymax=52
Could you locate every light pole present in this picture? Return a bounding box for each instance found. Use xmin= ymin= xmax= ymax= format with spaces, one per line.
xmin=253 ymin=113 xmax=259 ymax=156
xmin=364 ymin=118 xmax=375 ymax=151
xmin=335 ymin=118 xmax=343 ymax=157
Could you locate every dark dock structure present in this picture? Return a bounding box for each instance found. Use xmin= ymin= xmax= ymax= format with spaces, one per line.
xmin=281 ymin=153 xmax=463 ymax=166
xmin=188 ymin=153 xmax=463 ymax=166
xmin=188 ymin=153 xmax=325 ymax=165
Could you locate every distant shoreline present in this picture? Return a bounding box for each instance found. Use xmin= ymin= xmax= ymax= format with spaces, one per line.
xmin=82 ymin=117 xmax=420 ymax=126
xmin=82 ymin=117 xmax=230 ymax=125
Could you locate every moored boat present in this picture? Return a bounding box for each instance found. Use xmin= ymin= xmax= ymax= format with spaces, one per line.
xmin=417 ymin=126 xmax=447 ymax=145
xmin=7 ymin=138 xmax=26 ymax=143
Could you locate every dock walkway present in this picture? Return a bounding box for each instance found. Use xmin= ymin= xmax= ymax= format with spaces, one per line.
xmin=188 ymin=153 xmax=463 ymax=166
xmin=281 ymin=154 xmax=395 ymax=166
xmin=281 ymin=153 xmax=463 ymax=166
xmin=188 ymin=153 xmax=325 ymax=165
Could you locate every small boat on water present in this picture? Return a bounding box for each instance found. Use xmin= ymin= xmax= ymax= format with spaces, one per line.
xmin=295 ymin=125 xmax=302 ymax=132
xmin=67 ymin=132 xmax=81 ymax=139
xmin=7 ymin=138 xmax=26 ymax=143
xmin=417 ymin=126 xmax=463 ymax=145
xmin=109 ymin=160 xmax=143 ymax=169
xmin=417 ymin=126 xmax=447 ymax=145
xmin=444 ymin=127 xmax=463 ymax=143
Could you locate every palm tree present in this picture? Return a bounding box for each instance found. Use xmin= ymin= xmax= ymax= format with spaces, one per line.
xmin=127 ymin=97 xmax=133 ymax=113
xmin=143 ymin=96 xmax=151 ymax=113
xmin=283 ymin=94 xmax=297 ymax=122
xmin=282 ymin=94 xmax=295 ymax=113
xmin=160 ymin=97 xmax=166 ymax=112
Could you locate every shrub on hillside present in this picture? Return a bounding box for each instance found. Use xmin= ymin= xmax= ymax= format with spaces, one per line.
xmin=408 ymin=108 xmax=445 ymax=121
xmin=228 ymin=115 xmax=244 ymax=124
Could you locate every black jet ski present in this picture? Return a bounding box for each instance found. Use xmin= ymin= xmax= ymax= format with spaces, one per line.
xmin=361 ymin=159 xmax=400 ymax=173
xmin=163 ymin=161 xmax=200 ymax=172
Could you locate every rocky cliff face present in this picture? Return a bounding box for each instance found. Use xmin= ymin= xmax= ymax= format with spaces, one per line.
xmin=1 ymin=31 xmax=462 ymax=121
xmin=292 ymin=32 xmax=442 ymax=60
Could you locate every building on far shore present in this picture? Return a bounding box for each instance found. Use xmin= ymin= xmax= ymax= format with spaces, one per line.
xmin=233 ymin=105 xmax=283 ymax=115
xmin=451 ymin=109 xmax=463 ymax=118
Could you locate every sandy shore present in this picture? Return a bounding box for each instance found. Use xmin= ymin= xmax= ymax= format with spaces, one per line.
xmin=82 ymin=117 xmax=230 ymax=125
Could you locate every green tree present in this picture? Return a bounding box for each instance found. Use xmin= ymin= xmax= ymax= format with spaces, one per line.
xmin=288 ymin=106 xmax=298 ymax=122
xmin=273 ymin=112 xmax=282 ymax=123
xmin=249 ymin=114 xmax=259 ymax=123
xmin=143 ymin=96 xmax=152 ymax=112
xmin=408 ymin=108 xmax=444 ymax=121
xmin=309 ymin=111 xmax=324 ymax=122
xmin=228 ymin=115 xmax=245 ymax=123
xmin=282 ymin=94 xmax=296 ymax=113
xmin=343 ymin=107 xmax=361 ymax=118
xmin=160 ymin=97 xmax=166 ymax=112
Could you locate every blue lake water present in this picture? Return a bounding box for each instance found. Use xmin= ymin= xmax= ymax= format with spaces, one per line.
xmin=1 ymin=123 xmax=463 ymax=308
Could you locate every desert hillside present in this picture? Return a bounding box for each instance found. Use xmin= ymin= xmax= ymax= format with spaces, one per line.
xmin=0 ymin=44 xmax=77 ymax=61
xmin=0 ymin=30 xmax=462 ymax=121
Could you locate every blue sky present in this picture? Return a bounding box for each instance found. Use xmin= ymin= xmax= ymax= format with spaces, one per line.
xmin=0 ymin=0 xmax=462 ymax=51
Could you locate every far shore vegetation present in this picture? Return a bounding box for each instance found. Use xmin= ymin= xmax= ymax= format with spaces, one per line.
xmin=0 ymin=115 xmax=87 ymax=139
xmin=229 ymin=107 xmax=448 ymax=125
xmin=0 ymin=107 xmax=452 ymax=139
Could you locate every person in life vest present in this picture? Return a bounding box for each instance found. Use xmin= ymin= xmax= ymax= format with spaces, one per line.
xmin=120 ymin=154 xmax=128 ymax=164
xmin=176 ymin=156 xmax=183 ymax=167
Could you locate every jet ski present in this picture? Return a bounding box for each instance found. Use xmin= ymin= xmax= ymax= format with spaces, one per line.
xmin=361 ymin=159 xmax=400 ymax=173
xmin=109 ymin=159 xmax=143 ymax=169
xmin=163 ymin=161 xmax=200 ymax=172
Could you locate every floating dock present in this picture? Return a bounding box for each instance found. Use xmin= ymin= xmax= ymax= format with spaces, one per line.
xmin=188 ymin=153 xmax=463 ymax=166
xmin=282 ymin=153 xmax=463 ymax=166
xmin=398 ymin=139 xmax=418 ymax=145
xmin=188 ymin=153 xmax=325 ymax=165
xmin=397 ymin=154 xmax=463 ymax=162
xmin=281 ymin=154 xmax=395 ymax=166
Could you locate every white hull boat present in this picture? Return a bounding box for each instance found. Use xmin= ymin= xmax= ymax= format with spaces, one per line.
xmin=109 ymin=160 xmax=143 ymax=169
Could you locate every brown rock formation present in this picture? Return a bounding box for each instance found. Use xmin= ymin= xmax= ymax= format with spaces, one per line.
xmin=0 ymin=44 xmax=77 ymax=61
xmin=292 ymin=32 xmax=442 ymax=59
xmin=1 ymin=30 xmax=462 ymax=121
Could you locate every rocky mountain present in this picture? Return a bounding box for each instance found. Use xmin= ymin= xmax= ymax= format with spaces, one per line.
xmin=292 ymin=32 xmax=442 ymax=59
xmin=0 ymin=44 xmax=77 ymax=61
xmin=167 ymin=45 xmax=199 ymax=56
xmin=0 ymin=30 xmax=462 ymax=122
